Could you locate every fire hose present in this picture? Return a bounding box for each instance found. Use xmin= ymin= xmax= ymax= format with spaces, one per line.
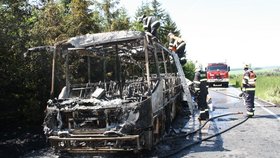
xmin=163 ymin=111 xmax=243 ymax=140
xmin=157 ymin=89 xmax=258 ymax=157
xmin=159 ymin=111 xmax=249 ymax=158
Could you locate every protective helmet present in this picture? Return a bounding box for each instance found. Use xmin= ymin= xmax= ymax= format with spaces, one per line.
xmin=137 ymin=14 xmax=146 ymax=22
xmin=168 ymin=32 xmax=174 ymax=37
xmin=195 ymin=63 xmax=203 ymax=72
xmin=244 ymin=64 xmax=249 ymax=70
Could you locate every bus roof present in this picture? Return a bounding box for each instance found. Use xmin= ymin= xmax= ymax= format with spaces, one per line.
xmin=64 ymin=30 xmax=144 ymax=48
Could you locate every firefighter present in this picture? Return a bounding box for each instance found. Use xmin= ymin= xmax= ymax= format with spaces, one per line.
xmin=138 ymin=15 xmax=160 ymax=37
xmin=193 ymin=63 xmax=209 ymax=120
xmin=168 ymin=33 xmax=187 ymax=65
xmin=241 ymin=64 xmax=257 ymax=117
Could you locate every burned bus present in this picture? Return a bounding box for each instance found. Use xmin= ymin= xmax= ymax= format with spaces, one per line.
xmin=29 ymin=30 xmax=193 ymax=153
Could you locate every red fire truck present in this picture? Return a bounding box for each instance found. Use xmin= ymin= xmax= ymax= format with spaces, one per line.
xmin=206 ymin=63 xmax=230 ymax=87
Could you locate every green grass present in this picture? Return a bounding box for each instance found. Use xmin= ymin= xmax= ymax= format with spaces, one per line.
xmin=255 ymin=76 xmax=280 ymax=104
xmin=229 ymin=68 xmax=280 ymax=104
xmin=229 ymin=74 xmax=242 ymax=88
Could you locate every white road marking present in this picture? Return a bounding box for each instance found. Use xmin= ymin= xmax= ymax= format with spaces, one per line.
xmin=226 ymin=87 xmax=279 ymax=121
xmin=255 ymin=101 xmax=280 ymax=121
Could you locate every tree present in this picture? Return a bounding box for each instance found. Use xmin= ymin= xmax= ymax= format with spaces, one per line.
xmin=96 ymin=0 xmax=130 ymax=31
xmin=110 ymin=7 xmax=130 ymax=31
xmin=135 ymin=1 xmax=153 ymax=17
xmin=25 ymin=1 xmax=73 ymax=124
xmin=60 ymin=0 xmax=71 ymax=13
xmin=66 ymin=0 xmax=100 ymax=36
xmin=29 ymin=2 xmax=67 ymax=45
xmin=160 ymin=13 xmax=181 ymax=47
xmin=151 ymin=0 xmax=165 ymax=19
xmin=0 ymin=0 xmax=42 ymax=124
xmin=183 ymin=60 xmax=195 ymax=80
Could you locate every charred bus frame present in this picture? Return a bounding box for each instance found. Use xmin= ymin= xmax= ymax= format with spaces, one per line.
xmin=29 ymin=31 xmax=187 ymax=153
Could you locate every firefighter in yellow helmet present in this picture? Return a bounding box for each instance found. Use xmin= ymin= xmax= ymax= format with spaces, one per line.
xmin=168 ymin=33 xmax=187 ymax=65
xmin=193 ymin=63 xmax=209 ymax=120
xmin=241 ymin=64 xmax=257 ymax=117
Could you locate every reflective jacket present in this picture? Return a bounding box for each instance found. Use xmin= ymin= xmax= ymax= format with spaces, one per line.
xmin=193 ymin=70 xmax=208 ymax=94
xmin=242 ymin=69 xmax=257 ymax=91
xmin=143 ymin=16 xmax=160 ymax=33
xmin=169 ymin=38 xmax=185 ymax=49
xmin=169 ymin=38 xmax=177 ymax=51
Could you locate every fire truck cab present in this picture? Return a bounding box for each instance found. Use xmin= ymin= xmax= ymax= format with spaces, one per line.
xmin=206 ymin=63 xmax=230 ymax=87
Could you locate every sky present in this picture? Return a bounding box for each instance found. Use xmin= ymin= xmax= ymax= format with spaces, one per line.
xmin=119 ymin=0 xmax=280 ymax=68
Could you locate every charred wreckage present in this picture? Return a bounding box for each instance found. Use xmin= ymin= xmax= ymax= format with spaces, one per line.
xmin=27 ymin=31 xmax=194 ymax=153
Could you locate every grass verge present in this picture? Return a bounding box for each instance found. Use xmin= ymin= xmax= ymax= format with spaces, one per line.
xmin=230 ymin=75 xmax=280 ymax=105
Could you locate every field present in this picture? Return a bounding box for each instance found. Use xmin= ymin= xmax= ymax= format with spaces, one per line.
xmin=230 ymin=67 xmax=280 ymax=104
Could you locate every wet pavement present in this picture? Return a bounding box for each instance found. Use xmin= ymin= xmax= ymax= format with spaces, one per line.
xmin=13 ymin=87 xmax=280 ymax=157
xmin=178 ymin=87 xmax=280 ymax=158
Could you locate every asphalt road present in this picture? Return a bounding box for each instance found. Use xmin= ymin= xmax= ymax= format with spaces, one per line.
xmin=177 ymin=86 xmax=280 ymax=158
xmin=22 ymin=87 xmax=280 ymax=158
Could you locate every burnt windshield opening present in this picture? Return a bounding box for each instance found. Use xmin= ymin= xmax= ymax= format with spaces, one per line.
xmin=56 ymin=38 xmax=166 ymax=100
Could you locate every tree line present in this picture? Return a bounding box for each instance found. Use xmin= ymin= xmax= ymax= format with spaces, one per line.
xmin=0 ymin=0 xmax=194 ymax=126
